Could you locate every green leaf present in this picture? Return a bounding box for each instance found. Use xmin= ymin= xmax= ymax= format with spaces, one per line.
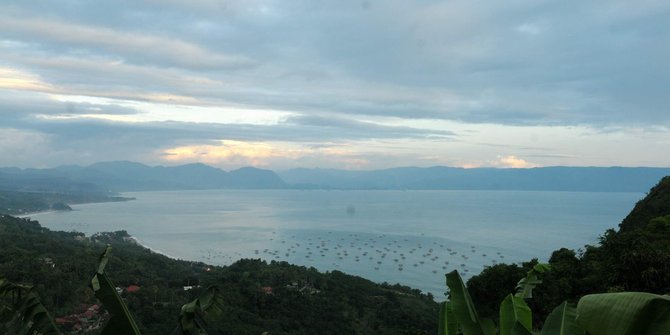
xmin=540 ymin=301 xmax=583 ymax=335
xmin=91 ymin=245 xmax=142 ymax=335
xmin=515 ymin=263 xmax=550 ymax=299
xmin=500 ymin=294 xmax=532 ymax=335
xmin=175 ymin=286 xmax=224 ymax=335
xmin=532 ymin=263 xmax=551 ymax=273
xmin=511 ymin=320 xmax=535 ymax=335
xmin=0 ymin=277 xmax=62 ymax=335
xmin=480 ymin=318 xmax=496 ymax=335
xmin=445 ymin=270 xmax=495 ymax=335
xmin=438 ymin=301 xmax=458 ymax=335
xmin=576 ymin=292 xmax=670 ymax=335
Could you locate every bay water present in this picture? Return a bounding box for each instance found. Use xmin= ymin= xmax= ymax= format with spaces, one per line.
xmin=27 ymin=189 xmax=642 ymax=298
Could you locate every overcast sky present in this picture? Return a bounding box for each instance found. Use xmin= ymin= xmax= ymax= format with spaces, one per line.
xmin=1 ymin=0 xmax=669 ymax=170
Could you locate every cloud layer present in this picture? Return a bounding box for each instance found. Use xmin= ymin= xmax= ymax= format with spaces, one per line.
xmin=1 ymin=1 xmax=668 ymax=169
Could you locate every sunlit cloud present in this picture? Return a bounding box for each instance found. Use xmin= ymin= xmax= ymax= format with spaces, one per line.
xmin=161 ymin=140 xmax=375 ymax=170
xmin=457 ymin=155 xmax=538 ymax=169
xmin=0 ymin=67 xmax=53 ymax=92
xmin=494 ymin=155 xmax=537 ymax=169
xmin=0 ymin=65 xmax=201 ymax=106
xmin=162 ymin=140 xmax=305 ymax=167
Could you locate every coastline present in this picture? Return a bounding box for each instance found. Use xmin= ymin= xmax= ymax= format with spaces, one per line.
xmin=13 ymin=210 xmax=197 ymax=267
xmin=127 ymin=235 xmax=183 ymax=261
xmin=17 ymin=209 xmax=63 ymax=218
xmin=14 ymin=196 xmax=135 ymax=218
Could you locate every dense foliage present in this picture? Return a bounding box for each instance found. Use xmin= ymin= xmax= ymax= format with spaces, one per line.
xmin=467 ymin=176 xmax=670 ymax=326
xmin=620 ymin=176 xmax=670 ymax=232
xmin=0 ymin=214 xmax=438 ymax=334
xmin=440 ymin=266 xmax=670 ymax=335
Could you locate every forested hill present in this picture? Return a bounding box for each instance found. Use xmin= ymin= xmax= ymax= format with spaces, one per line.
xmin=619 ymin=175 xmax=670 ymax=232
xmin=0 ymin=215 xmax=439 ymax=335
xmin=0 ymin=189 xmax=131 ymax=215
xmin=466 ymin=175 xmax=670 ymax=326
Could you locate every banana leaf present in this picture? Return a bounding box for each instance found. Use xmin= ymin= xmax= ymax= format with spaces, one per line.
xmin=576 ymin=292 xmax=670 ymax=335
xmin=500 ymin=294 xmax=532 ymax=335
xmin=540 ymin=301 xmax=583 ymax=335
xmin=91 ymin=245 xmax=142 ymax=335
xmin=438 ymin=301 xmax=457 ymax=335
xmin=511 ymin=321 xmax=535 ymax=335
xmin=0 ymin=277 xmax=62 ymax=335
xmin=516 ymin=264 xmax=550 ymax=299
xmin=174 ymin=286 xmax=224 ymax=335
xmin=445 ymin=270 xmax=495 ymax=335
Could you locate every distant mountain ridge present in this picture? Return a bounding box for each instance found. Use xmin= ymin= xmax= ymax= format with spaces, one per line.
xmin=1 ymin=161 xmax=669 ymax=193
xmin=0 ymin=161 xmax=286 ymax=192
xmin=278 ymin=166 xmax=670 ymax=192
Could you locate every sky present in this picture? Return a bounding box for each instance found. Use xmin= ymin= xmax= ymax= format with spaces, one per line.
xmin=1 ymin=0 xmax=669 ymax=170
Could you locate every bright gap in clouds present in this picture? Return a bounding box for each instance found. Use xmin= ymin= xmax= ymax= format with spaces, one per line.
xmin=161 ymin=140 xmax=370 ymax=170
xmin=48 ymin=94 xmax=295 ymax=125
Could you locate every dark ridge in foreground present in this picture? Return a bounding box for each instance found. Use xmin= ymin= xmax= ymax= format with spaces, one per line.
xmin=0 ymin=215 xmax=438 ymax=335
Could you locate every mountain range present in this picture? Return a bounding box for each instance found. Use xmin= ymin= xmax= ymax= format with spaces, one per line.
xmin=277 ymin=166 xmax=670 ymax=192
xmin=0 ymin=161 xmax=286 ymax=193
xmin=1 ymin=161 xmax=669 ymax=193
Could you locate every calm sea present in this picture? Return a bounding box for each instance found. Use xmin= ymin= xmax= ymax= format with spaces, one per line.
xmin=27 ymin=189 xmax=642 ymax=298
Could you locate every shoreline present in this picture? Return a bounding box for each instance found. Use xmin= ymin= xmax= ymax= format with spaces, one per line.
xmin=14 ymin=196 xmax=135 ymax=218
xmin=12 ymin=210 xmax=200 ymax=267
xmin=127 ymin=236 xmax=182 ymax=261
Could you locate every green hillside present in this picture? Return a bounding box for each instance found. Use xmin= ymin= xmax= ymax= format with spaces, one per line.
xmin=620 ymin=176 xmax=670 ymax=232
xmin=0 ymin=214 xmax=438 ymax=334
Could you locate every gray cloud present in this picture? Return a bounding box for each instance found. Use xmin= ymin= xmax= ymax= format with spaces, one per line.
xmin=0 ymin=112 xmax=455 ymax=168
xmin=2 ymin=1 xmax=669 ymax=126
xmin=0 ymin=93 xmax=140 ymax=116
xmin=283 ymin=114 xmax=454 ymax=138
xmin=9 ymin=115 xmax=451 ymax=144
xmin=0 ymin=15 xmax=252 ymax=70
xmin=0 ymin=89 xmax=454 ymax=168
xmin=0 ymin=1 xmax=668 ymax=168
